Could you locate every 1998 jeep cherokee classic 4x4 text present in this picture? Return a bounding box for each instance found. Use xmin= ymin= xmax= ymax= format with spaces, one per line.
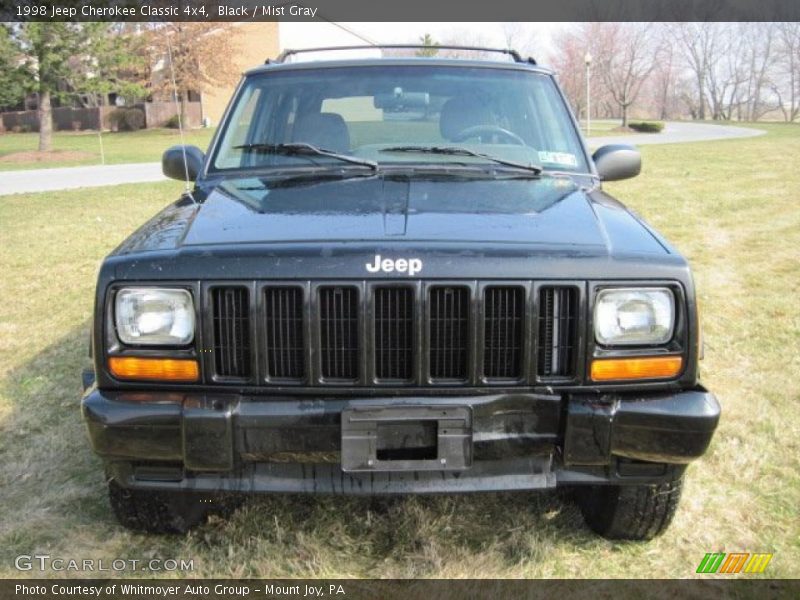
xmin=81 ymin=46 xmax=720 ymax=539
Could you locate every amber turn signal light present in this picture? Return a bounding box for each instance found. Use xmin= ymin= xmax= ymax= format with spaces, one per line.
xmin=590 ymin=356 xmax=683 ymax=381
xmin=108 ymin=357 xmax=199 ymax=382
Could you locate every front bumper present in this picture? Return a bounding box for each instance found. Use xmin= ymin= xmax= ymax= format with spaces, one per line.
xmin=81 ymin=386 xmax=719 ymax=494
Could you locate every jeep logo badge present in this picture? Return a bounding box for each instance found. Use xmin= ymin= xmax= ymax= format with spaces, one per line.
xmin=365 ymin=255 xmax=423 ymax=276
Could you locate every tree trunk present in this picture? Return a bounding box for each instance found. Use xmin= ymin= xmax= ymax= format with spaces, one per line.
xmin=659 ymin=82 xmax=669 ymax=120
xmin=38 ymin=89 xmax=53 ymax=152
xmin=696 ymin=73 xmax=706 ymax=120
xmin=621 ymin=104 xmax=629 ymax=128
xmin=180 ymin=91 xmax=189 ymax=129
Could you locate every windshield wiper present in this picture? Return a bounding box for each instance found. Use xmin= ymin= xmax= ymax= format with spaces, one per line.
xmin=380 ymin=145 xmax=542 ymax=175
xmin=233 ymin=142 xmax=378 ymax=171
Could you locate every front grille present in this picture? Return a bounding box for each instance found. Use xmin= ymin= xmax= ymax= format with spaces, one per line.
xmin=211 ymin=286 xmax=251 ymax=378
xmin=537 ymin=286 xmax=578 ymax=378
xmin=319 ymin=286 xmax=360 ymax=380
xmin=264 ymin=287 xmax=305 ymax=380
xmin=428 ymin=286 xmax=470 ymax=380
xmin=484 ymin=286 xmax=524 ymax=379
xmin=209 ymin=280 xmax=581 ymax=385
xmin=374 ymin=286 xmax=414 ymax=381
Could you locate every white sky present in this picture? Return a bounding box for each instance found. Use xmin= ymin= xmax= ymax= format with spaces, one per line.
xmin=280 ymin=22 xmax=570 ymax=65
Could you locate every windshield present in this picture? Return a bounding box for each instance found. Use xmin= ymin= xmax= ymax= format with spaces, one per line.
xmin=210 ymin=65 xmax=588 ymax=174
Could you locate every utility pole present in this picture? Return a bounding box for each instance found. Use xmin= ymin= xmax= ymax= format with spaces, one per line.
xmin=584 ymin=51 xmax=592 ymax=137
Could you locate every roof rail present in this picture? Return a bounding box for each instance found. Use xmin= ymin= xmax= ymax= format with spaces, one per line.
xmin=270 ymin=44 xmax=536 ymax=65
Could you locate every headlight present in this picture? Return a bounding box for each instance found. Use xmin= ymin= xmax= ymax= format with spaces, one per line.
xmin=115 ymin=288 xmax=195 ymax=345
xmin=594 ymin=288 xmax=674 ymax=346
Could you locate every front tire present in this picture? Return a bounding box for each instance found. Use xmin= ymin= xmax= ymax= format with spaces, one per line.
xmin=576 ymin=478 xmax=683 ymax=541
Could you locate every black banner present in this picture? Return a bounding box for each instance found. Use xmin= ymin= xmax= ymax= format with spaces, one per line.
xmin=3 ymin=0 xmax=800 ymax=22
xmin=2 ymin=579 xmax=800 ymax=600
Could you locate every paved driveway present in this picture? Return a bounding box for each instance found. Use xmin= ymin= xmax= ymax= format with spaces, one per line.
xmin=587 ymin=121 xmax=765 ymax=148
xmin=1 ymin=162 xmax=166 ymax=196
xmin=0 ymin=122 xmax=766 ymax=196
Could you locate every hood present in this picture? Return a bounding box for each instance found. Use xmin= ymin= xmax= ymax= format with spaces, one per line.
xmin=113 ymin=174 xmax=669 ymax=257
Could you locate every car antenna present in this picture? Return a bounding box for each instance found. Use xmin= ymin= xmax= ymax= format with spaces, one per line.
xmin=165 ymin=29 xmax=197 ymax=204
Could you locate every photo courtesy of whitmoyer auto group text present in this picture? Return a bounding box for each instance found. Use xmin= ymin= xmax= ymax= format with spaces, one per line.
xmin=0 ymin=0 xmax=798 ymax=598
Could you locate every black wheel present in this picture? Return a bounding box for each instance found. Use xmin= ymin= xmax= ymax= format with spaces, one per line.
xmin=108 ymin=480 xmax=231 ymax=534
xmin=575 ymin=478 xmax=683 ymax=541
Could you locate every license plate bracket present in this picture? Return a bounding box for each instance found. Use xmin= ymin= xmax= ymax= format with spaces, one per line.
xmin=341 ymin=406 xmax=472 ymax=472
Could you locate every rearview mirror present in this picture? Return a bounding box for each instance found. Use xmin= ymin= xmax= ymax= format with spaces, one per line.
xmin=162 ymin=145 xmax=205 ymax=182
xmin=592 ymin=144 xmax=641 ymax=182
xmin=374 ymin=91 xmax=430 ymax=110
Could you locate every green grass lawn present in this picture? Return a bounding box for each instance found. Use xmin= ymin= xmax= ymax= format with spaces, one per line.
xmin=0 ymin=128 xmax=216 ymax=171
xmin=0 ymin=124 xmax=798 ymax=579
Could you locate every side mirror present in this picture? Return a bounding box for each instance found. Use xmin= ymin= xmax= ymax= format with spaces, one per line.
xmin=592 ymin=144 xmax=641 ymax=182
xmin=162 ymin=145 xmax=205 ymax=182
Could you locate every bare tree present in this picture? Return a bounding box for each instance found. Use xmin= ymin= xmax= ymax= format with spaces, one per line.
xmin=438 ymin=27 xmax=495 ymax=59
xmin=698 ymin=23 xmax=780 ymax=122
xmin=548 ymin=25 xmax=589 ymax=119
xmin=500 ymin=23 xmax=539 ymax=58
xmin=650 ymin=26 xmax=679 ymax=120
xmin=671 ymin=22 xmax=722 ymax=120
xmin=595 ymin=22 xmax=660 ymax=127
xmin=740 ymin=23 xmax=778 ymax=121
xmin=549 ymin=22 xmax=783 ymax=123
xmin=773 ymin=22 xmax=800 ymax=122
xmin=549 ymin=23 xmax=620 ymax=122
xmin=705 ymin=25 xmax=746 ymax=120
xmin=672 ymin=23 xmax=782 ymax=122
xmin=676 ymin=77 xmax=703 ymax=119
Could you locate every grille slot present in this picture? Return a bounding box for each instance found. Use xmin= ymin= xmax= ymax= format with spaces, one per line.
xmin=428 ymin=286 xmax=470 ymax=380
xmin=319 ymin=286 xmax=360 ymax=380
xmin=483 ymin=286 xmax=525 ymax=379
xmin=537 ymin=286 xmax=578 ymax=378
xmin=264 ymin=287 xmax=305 ymax=380
xmin=374 ymin=287 xmax=414 ymax=381
xmin=211 ymin=286 xmax=251 ymax=378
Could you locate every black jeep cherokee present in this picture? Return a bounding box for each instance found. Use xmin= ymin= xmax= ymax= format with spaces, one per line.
xmin=81 ymin=46 xmax=720 ymax=540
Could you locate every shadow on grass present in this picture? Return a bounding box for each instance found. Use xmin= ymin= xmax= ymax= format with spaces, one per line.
xmin=0 ymin=321 xmax=117 ymax=557
xmin=219 ymin=488 xmax=591 ymax=575
xmin=0 ymin=323 xmax=595 ymax=577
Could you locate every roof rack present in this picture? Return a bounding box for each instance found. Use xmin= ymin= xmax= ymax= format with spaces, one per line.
xmin=270 ymin=44 xmax=536 ymax=65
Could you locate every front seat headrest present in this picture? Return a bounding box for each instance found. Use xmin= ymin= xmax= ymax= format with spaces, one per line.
xmin=292 ymin=112 xmax=351 ymax=154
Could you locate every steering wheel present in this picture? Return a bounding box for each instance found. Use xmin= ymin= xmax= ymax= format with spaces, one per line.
xmin=451 ymin=125 xmax=526 ymax=145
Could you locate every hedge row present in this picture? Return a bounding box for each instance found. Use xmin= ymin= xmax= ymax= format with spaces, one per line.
xmin=628 ymin=121 xmax=665 ymax=133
